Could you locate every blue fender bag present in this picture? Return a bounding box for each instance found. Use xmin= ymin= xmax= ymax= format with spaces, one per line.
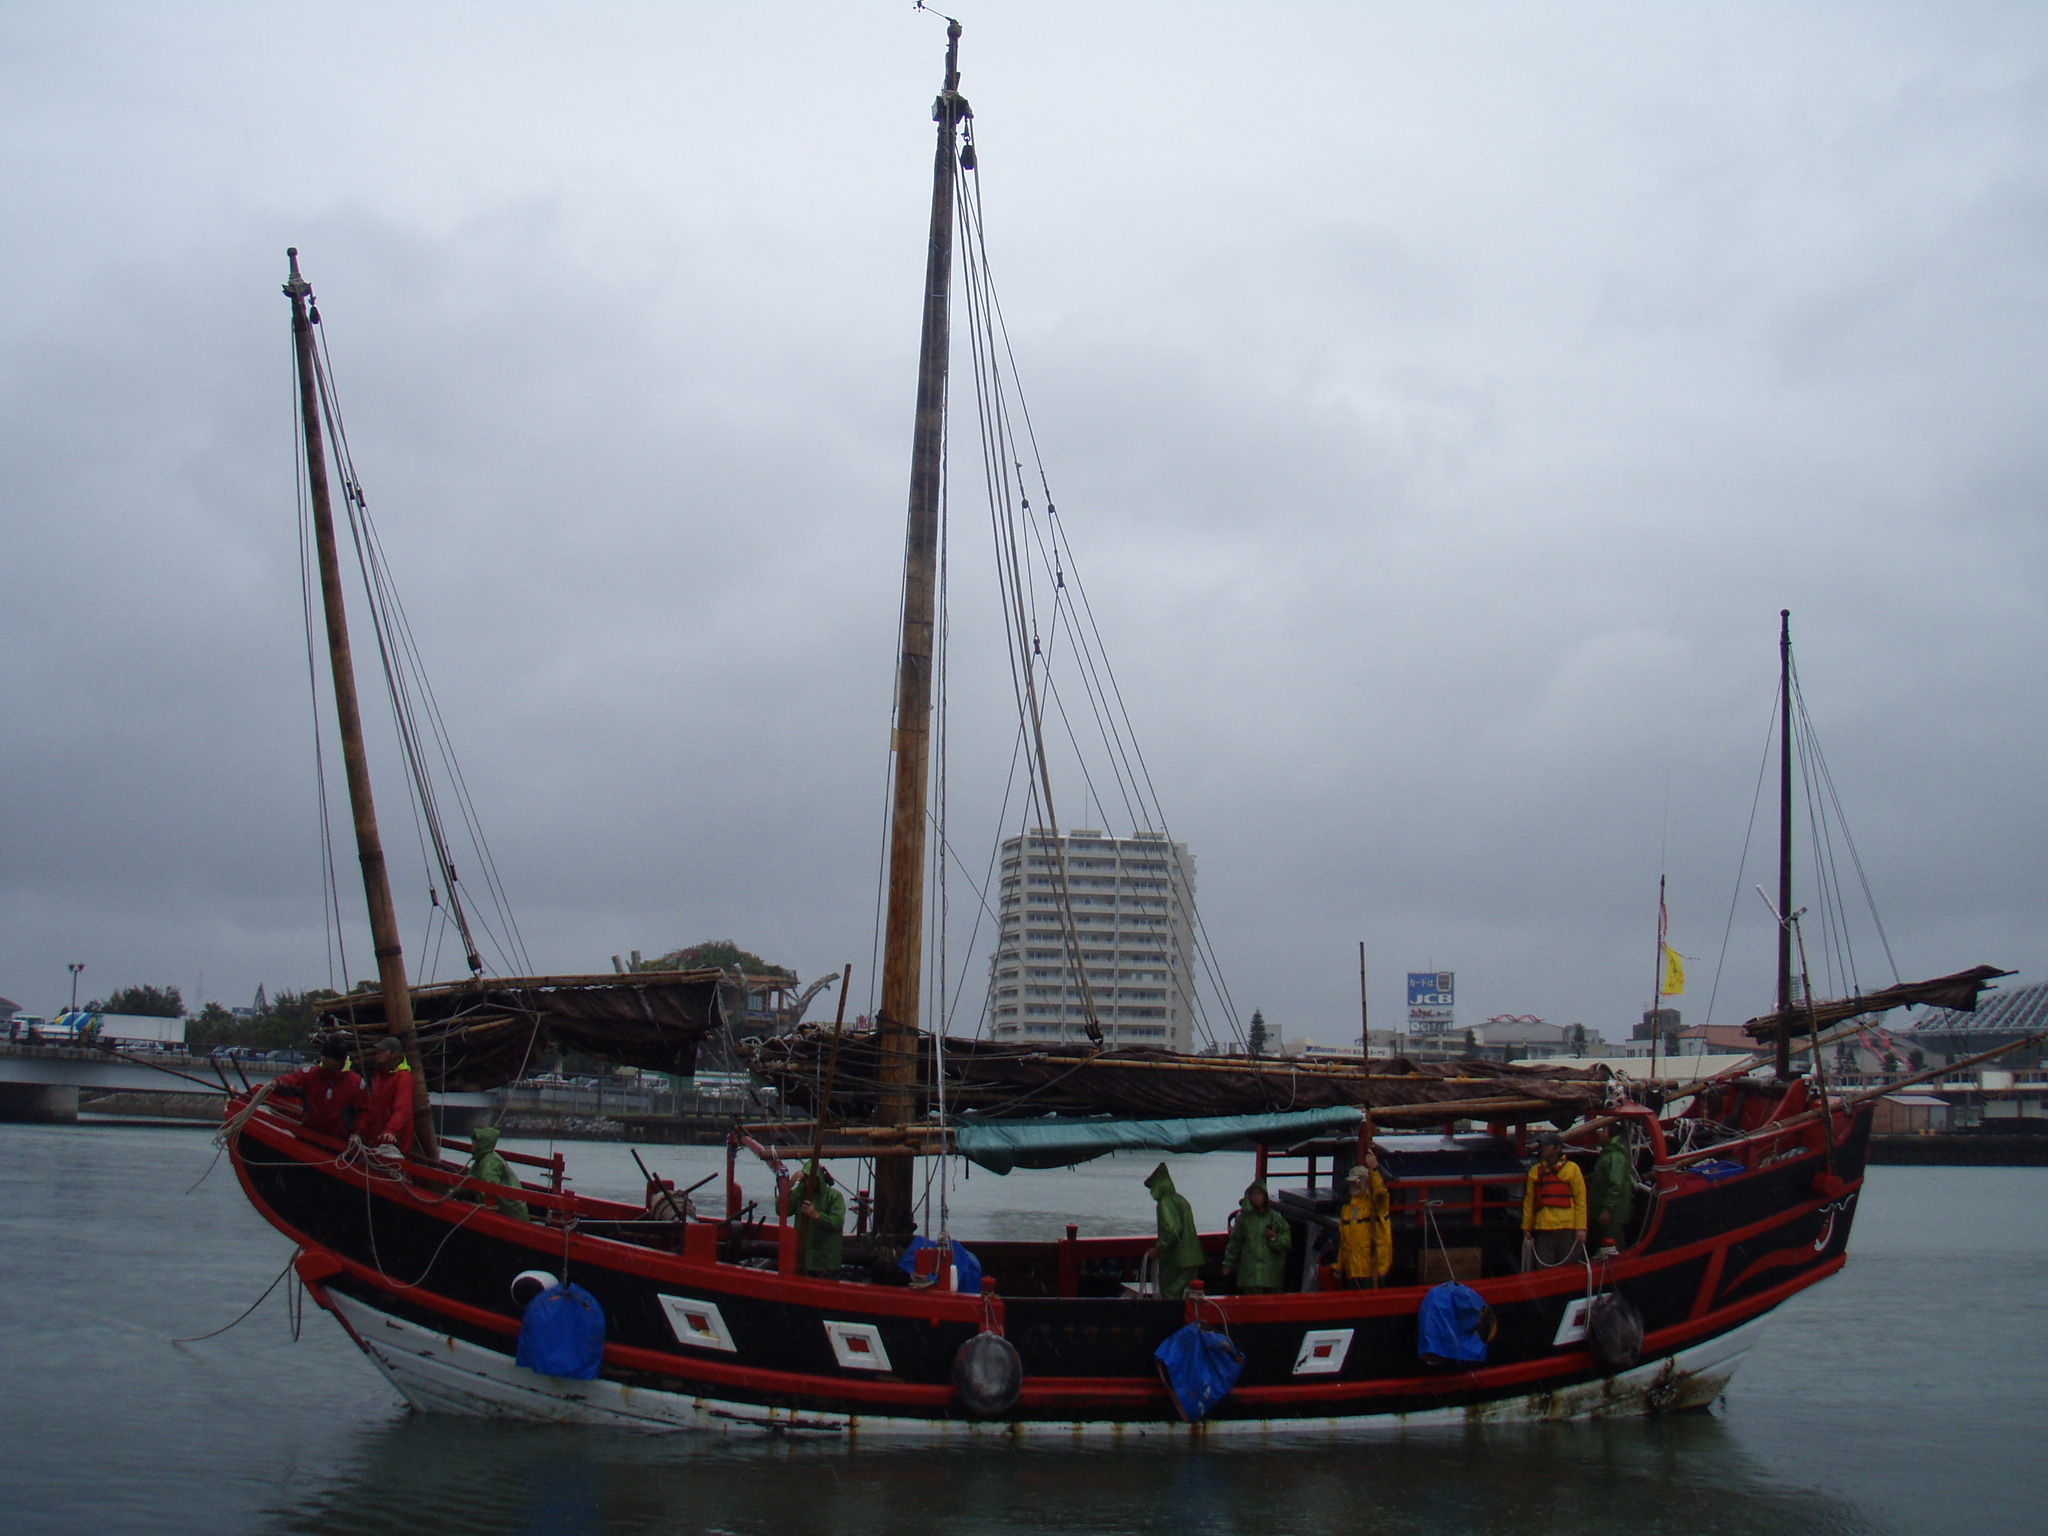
xmin=1418 ymin=1280 xmax=1492 ymax=1364
xmin=515 ymin=1282 xmax=606 ymax=1380
xmin=1153 ymin=1322 xmax=1245 ymax=1423
xmin=897 ymin=1235 xmax=984 ymax=1293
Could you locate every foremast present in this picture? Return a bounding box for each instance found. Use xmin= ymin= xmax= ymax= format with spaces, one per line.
xmin=874 ymin=21 xmax=970 ymax=1244
xmin=283 ymin=249 xmax=437 ymax=1158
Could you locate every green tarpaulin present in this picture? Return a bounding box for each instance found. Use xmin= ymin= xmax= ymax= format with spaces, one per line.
xmin=953 ymin=1106 xmax=1365 ymax=1175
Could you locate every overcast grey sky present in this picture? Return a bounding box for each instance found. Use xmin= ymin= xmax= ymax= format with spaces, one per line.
xmin=3 ymin=2 xmax=2043 ymax=1044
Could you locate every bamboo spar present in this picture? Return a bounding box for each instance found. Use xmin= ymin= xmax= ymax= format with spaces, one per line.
xmin=809 ymin=963 xmax=856 ymax=1172
xmin=874 ymin=21 xmax=967 ymax=1244
xmin=284 ymin=250 xmax=437 ymax=1159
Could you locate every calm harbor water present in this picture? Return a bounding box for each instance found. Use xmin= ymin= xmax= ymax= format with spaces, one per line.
xmin=3 ymin=1122 xmax=2043 ymax=1535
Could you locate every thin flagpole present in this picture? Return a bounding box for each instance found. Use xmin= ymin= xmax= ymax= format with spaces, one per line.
xmin=1650 ymin=875 xmax=1668 ymax=1083
xmin=1358 ymin=941 xmax=1375 ymax=1142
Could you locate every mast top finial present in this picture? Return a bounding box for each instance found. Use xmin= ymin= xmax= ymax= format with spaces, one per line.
xmin=284 ymin=247 xmax=310 ymax=300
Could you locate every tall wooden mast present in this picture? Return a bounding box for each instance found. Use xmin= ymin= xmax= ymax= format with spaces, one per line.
xmin=874 ymin=23 xmax=969 ymax=1243
xmin=1776 ymin=608 xmax=1795 ymax=1082
xmin=284 ymin=249 xmax=437 ymax=1157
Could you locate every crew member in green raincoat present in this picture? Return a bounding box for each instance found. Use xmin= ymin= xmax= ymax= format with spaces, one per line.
xmin=1587 ymin=1122 xmax=1634 ymax=1257
xmin=465 ymin=1125 xmax=529 ymax=1220
xmin=1221 ymin=1179 xmax=1292 ymax=1294
xmin=782 ymin=1164 xmax=847 ymax=1277
xmin=1145 ymin=1163 xmax=1206 ymax=1300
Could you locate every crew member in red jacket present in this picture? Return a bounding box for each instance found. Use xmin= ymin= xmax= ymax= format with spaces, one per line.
xmin=357 ymin=1034 xmax=417 ymax=1156
xmin=271 ymin=1038 xmax=362 ymax=1140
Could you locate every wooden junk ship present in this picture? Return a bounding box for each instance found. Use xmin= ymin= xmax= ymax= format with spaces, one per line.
xmin=226 ymin=26 xmax=2019 ymax=1434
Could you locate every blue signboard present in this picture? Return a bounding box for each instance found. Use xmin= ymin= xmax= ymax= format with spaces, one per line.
xmin=1406 ymin=972 xmax=1455 ymax=1007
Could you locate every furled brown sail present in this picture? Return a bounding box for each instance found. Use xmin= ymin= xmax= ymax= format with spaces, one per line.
xmin=743 ymin=1026 xmax=1612 ymax=1126
xmin=1741 ymin=964 xmax=2011 ymax=1044
xmin=314 ymin=969 xmax=726 ymax=1091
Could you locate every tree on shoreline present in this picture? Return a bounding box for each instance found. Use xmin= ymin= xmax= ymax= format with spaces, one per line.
xmin=637 ymin=940 xmax=794 ymax=980
xmin=84 ymin=984 xmax=183 ymax=1017
xmin=185 ymin=988 xmax=342 ymax=1052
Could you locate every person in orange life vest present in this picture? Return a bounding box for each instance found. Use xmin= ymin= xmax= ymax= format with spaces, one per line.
xmin=271 ymin=1038 xmax=362 ymax=1140
xmin=357 ymin=1035 xmax=416 ymax=1156
xmin=1521 ymin=1131 xmax=1586 ymax=1270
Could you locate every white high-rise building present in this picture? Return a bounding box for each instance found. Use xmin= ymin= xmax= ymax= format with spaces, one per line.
xmin=986 ymin=828 xmax=1199 ymax=1051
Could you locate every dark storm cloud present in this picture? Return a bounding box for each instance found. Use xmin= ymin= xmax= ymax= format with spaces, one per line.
xmin=3 ymin=3 xmax=2044 ymax=1045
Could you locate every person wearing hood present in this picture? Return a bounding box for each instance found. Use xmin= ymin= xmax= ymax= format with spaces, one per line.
xmin=1221 ymin=1179 xmax=1292 ymax=1294
xmin=1587 ymin=1121 xmax=1634 ymax=1258
xmin=1337 ymin=1153 xmax=1394 ymax=1287
xmin=1145 ymin=1163 xmax=1206 ymax=1300
xmin=780 ymin=1163 xmax=846 ymax=1277
xmin=464 ymin=1125 xmax=530 ymax=1220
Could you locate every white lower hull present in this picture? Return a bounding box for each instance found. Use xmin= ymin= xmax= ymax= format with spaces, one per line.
xmin=326 ymin=1290 xmax=1762 ymax=1439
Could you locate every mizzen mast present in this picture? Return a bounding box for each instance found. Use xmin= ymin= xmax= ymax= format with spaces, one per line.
xmin=874 ymin=21 xmax=970 ymax=1245
xmin=284 ymin=249 xmax=437 ymax=1157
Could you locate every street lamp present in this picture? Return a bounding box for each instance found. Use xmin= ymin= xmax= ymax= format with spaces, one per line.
xmin=67 ymin=963 xmax=85 ymax=1013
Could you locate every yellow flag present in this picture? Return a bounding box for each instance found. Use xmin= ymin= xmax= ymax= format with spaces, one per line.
xmin=1660 ymin=944 xmax=1686 ymax=998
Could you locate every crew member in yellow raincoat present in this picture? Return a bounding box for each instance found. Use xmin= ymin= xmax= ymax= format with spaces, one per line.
xmin=1521 ymin=1131 xmax=1587 ymax=1270
xmin=1337 ymin=1153 xmax=1393 ymax=1287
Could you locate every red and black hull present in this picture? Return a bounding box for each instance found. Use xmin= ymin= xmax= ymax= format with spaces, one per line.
xmin=228 ymin=1095 xmax=1869 ymax=1434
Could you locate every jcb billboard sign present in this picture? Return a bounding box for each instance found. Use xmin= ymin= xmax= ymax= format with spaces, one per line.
xmin=1406 ymin=972 xmax=1454 ymax=1007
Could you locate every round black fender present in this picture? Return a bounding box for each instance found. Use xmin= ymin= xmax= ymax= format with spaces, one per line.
xmin=1586 ymin=1292 xmax=1645 ymax=1371
xmin=510 ymin=1270 xmax=558 ymax=1311
xmin=952 ymin=1331 xmax=1023 ymax=1416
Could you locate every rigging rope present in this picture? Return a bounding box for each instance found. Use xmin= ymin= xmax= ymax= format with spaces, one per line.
xmin=951 ymin=133 xmax=1243 ymax=1052
xmin=1703 ymin=635 xmax=1900 ymax=1032
xmin=172 ymin=1252 xmax=299 ymax=1345
xmin=300 ymin=307 xmax=531 ymax=981
xmin=293 ymin=335 xmax=351 ymax=995
xmin=1704 ymin=695 xmax=1778 ymax=1027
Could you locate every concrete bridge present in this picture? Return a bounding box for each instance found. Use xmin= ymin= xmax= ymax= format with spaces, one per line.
xmin=0 ymin=1042 xmax=492 ymax=1129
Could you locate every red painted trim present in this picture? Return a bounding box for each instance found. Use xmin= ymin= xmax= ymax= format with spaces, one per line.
xmin=234 ymin=1116 xmax=998 ymax=1324
xmin=1213 ymin=1256 xmax=1846 ymax=1411
xmin=1689 ymin=1246 xmax=1728 ymax=1322
xmin=328 ymin=1241 xmax=958 ymax=1407
xmin=231 ymin=1106 xmax=1856 ymax=1421
xmin=233 ymin=1110 xmax=1850 ymax=1333
xmin=292 ymin=1202 xmax=1847 ymax=1420
xmin=1719 ymin=1240 xmax=1830 ymax=1296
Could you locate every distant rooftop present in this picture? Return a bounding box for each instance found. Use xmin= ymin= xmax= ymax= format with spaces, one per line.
xmin=0 ymin=995 xmax=20 ymax=1017
xmin=1914 ymin=978 xmax=2048 ymax=1037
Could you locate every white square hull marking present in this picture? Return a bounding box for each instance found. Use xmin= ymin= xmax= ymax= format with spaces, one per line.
xmin=1292 ymin=1328 xmax=1355 ymax=1375
xmin=658 ymin=1294 xmax=738 ymax=1353
xmin=824 ymin=1320 xmax=892 ymax=1372
xmin=1553 ymin=1295 xmax=1595 ymax=1347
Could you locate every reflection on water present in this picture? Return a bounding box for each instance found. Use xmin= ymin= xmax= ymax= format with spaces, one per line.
xmin=6 ymin=1126 xmax=2045 ymax=1536
xmin=267 ymin=1412 xmax=1886 ymax=1536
